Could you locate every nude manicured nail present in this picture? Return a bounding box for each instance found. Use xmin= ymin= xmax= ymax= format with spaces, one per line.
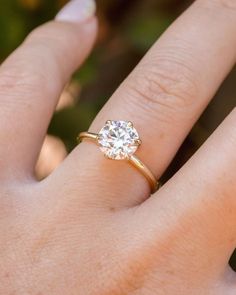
xmin=56 ymin=0 xmax=96 ymax=23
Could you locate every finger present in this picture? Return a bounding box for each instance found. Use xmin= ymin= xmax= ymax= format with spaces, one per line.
xmin=0 ymin=0 xmax=97 ymax=180
xmin=135 ymin=108 xmax=236 ymax=281
xmin=59 ymin=0 xmax=236 ymax=207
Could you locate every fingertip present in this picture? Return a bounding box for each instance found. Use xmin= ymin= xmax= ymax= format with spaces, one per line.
xmin=55 ymin=0 xmax=96 ymax=24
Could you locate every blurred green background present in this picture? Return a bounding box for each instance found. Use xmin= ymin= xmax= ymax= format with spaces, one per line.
xmin=0 ymin=0 xmax=235 ymax=269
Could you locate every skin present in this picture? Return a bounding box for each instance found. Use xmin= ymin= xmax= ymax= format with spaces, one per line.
xmin=0 ymin=0 xmax=236 ymax=294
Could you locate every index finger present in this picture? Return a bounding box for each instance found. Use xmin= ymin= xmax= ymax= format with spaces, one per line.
xmin=0 ymin=1 xmax=97 ymax=180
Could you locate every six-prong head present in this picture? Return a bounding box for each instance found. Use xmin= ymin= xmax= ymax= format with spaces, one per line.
xmin=97 ymin=120 xmax=140 ymax=160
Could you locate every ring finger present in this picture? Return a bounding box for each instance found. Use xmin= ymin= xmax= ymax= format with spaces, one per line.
xmin=56 ymin=0 xmax=236 ymax=207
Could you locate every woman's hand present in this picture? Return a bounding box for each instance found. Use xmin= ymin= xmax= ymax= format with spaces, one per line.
xmin=0 ymin=0 xmax=236 ymax=294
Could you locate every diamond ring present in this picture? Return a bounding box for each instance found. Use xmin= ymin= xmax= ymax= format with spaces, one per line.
xmin=77 ymin=120 xmax=159 ymax=193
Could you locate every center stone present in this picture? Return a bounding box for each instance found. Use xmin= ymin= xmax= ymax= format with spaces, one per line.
xmin=98 ymin=120 xmax=140 ymax=160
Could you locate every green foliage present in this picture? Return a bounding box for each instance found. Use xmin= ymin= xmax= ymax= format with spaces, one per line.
xmin=125 ymin=14 xmax=173 ymax=51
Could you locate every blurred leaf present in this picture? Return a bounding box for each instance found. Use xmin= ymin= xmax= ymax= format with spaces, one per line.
xmin=124 ymin=14 xmax=173 ymax=51
xmin=73 ymin=55 xmax=99 ymax=85
xmin=18 ymin=0 xmax=41 ymax=10
xmin=48 ymin=103 xmax=96 ymax=150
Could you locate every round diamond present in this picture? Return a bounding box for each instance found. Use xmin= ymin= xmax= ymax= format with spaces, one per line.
xmin=98 ymin=120 xmax=140 ymax=160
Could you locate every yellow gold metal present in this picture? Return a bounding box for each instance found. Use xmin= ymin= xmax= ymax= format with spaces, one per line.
xmin=135 ymin=139 xmax=142 ymax=146
xmin=129 ymin=155 xmax=158 ymax=193
xmin=104 ymin=153 xmax=112 ymax=160
xmin=77 ymin=131 xmax=159 ymax=193
xmin=77 ymin=132 xmax=98 ymax=143
xmin=127 ymin=121 xmax=133 ymax=127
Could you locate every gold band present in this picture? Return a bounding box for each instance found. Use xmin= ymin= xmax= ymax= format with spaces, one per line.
xmin=77 ymin=131 xmax=159 ymax=193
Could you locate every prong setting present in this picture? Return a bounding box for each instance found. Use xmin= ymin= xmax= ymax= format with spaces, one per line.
xmin=104 ymin=154 xmax=112 ymax=159
xmin=135 ymin=139 xmax=142 ymax=146
xmin=97 ymin=120 xmax=140 ymax=160
xmin=127 ymin=121 xmax=133 ymax=128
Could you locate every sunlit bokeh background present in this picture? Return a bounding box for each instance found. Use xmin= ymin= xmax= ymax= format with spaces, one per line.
xmin=0 ymin=0 xmax=235 ymax=268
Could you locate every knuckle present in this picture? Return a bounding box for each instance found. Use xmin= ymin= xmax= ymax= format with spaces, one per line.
xmin=0 ymin=24 xmax=68 ymax=102
xmin=126 ymin=59 xmax=198 ymax=120
xmin=0 ymin=64 xmax=49 ymax=102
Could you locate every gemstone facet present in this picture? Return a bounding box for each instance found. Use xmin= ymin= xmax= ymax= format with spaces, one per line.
xmin=98 ymin=120 xmax=140 ymax=160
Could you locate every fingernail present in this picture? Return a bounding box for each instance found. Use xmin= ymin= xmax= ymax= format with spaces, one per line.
xmin=56 ymin=0 xmax=96 ymax=23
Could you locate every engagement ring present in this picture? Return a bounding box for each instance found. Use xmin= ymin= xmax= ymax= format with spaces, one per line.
xmin=78 ymin=120 xmax=159 ymax=193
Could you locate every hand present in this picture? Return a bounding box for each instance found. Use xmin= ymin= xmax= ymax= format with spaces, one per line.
xmin=0 ymin=0 xmax=236 ymax=294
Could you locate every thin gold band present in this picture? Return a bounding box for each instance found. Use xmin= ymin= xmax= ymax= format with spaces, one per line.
xmin=77 ymin=131 xmax=159 ymax=193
